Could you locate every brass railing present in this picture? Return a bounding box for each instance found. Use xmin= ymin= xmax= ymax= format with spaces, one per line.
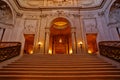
xmin=99 ymin=41 xmax=120 ymax=62
xmin=0 ymin=42 xmax=21 ymax=62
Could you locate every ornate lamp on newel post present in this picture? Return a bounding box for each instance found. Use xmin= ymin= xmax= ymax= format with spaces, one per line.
xmin=78 ymin=41 xmax=83 ymax=53
xmin=38 ymin=42 xmax=42 ymax=53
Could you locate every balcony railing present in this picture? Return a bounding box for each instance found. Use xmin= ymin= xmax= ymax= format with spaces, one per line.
xmin=99 ymin=41 xmax=120 ymax=62
xmin=0 ymin=42 xmax=21 ymax=62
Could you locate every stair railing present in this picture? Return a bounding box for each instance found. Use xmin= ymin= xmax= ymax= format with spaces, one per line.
xmin=99 ymin=41 xmax=120 ymax=62
xmin=0 ymin=42 xmax=21 ymax=62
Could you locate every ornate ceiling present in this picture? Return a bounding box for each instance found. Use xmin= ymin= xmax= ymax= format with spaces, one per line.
xmin=9 ymin=0 xmax=106 ymax=10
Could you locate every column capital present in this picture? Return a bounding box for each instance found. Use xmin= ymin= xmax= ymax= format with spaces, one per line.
xmin=45 ymin=27 xmax=50 ymax=33
xmin=71 ymin=27 xmax=76 ymax=33
xmin=98 ymin=11 xmax=105 ymax=17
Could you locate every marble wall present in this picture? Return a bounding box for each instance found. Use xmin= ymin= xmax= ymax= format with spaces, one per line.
xmin=0 ymin=0 xmax=119 ymax=54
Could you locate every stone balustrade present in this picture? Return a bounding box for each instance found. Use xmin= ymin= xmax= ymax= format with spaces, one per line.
xmin=99 ymin=41 xmax=120 ymax=62
xmin=0 ymin=42 xmax=21 ymax=62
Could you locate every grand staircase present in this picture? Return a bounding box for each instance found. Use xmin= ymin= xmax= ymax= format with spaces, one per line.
xmin=0 ymin=54 xmax=120 ymax=80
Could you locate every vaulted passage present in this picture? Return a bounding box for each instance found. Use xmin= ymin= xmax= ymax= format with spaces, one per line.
xmin=49 ymin=17 xmax=72 ymax=54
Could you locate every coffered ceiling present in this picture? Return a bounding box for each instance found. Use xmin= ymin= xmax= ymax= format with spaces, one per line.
xmin=8 ymin=0 xmax=106 ymax=11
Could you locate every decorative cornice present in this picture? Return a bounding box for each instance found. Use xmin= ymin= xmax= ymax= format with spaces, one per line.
xmin=0 ymin=22 xmax=14 ymax=28
xmin=12 ymin=0 xmax=107 ymax=11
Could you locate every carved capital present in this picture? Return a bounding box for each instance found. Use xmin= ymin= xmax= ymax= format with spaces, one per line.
xmin=98 ymin=11 xmax=105 ymax=17
xmin=72 ymin=14 xmax=80 ymax=17
xmin=40 ymin=14 xmax=48 ymax=18
xmin=45 ymin=27 xmax=50 ymax=33
xmin=16 ymin=12 xmax=23 ymax=18
xmin=71 ymin=27 xmax=76 ymax=33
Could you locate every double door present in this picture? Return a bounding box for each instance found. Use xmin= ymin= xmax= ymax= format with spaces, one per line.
xmin=52 ymin=35 xmax=69 ymax=54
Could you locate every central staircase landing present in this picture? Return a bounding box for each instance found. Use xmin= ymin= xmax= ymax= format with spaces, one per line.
xmin=0 ymin=54 xmax=120 ymax=80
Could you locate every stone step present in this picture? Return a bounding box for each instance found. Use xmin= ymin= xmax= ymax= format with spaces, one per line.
xmin=14 ymin=60 xmax=106 ymax=63
xmin=0 ymin=54 xmax=120 ymax=80
xmin=13 ymin=60 xmax=107 ymax=63
xmin=0 ymin=70 xmax=120 ymax=75
xmin=16 ymin=58 xmax=103 ymax=60
xmin=1 ymin=68 xmax=119 ymax=71
xmin=8 ymin=63 xmax=112 ymax=65
xmin=0 ymin=75 xmax=120 ymax=80
xmin=3 ymin=65 xmax=116 ymax=68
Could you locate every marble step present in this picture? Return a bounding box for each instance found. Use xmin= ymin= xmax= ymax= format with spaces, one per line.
xmin=0 ymin=75 xmax=120 ymax=80
xmin=0 ymin=54 xmax=119 ymax=80
xmin=3 ymin=65 xmax=116 ymax=68
xmin=0 ymin=70 xmax=120 ymax=75
xmin=12 ymin=60 xmax=107 ymax=63
xmin=1 ymin=68 xmax=120 ymax=71
xmin=7 ymin=63 xmax=112 ymax=65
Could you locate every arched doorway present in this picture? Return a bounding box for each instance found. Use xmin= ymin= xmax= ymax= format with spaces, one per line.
xmin=49 ymin=17 xmax=72 ymax=54
xmin=24 ymin=34 xmax=35 ymax=54
xmin=86 ymin=34 xmax=98 ymax=54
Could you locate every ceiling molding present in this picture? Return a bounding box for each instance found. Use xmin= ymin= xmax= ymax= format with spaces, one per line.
xmin=11 ymin=0 xmax=107 ymax=11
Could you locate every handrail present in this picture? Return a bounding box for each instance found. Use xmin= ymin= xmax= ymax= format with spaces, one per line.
xmin=99 ymin=41 xmax=120 ymax=62
xmin=0 ymin=42 xmax=21 ymax=62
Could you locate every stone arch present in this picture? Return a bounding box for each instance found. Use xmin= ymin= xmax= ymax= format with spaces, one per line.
xmin=106 ymin=0 xmax=116 ymax=20
xmin=109 ymin=0 xmax=120 ymax=23
xmin=108 ymin=0 xmax=120 ymax=39
xmin=0 ymin=0 xmax=14 ymax=25
xmin=48 ymin=17 xmax=73 ymax=54
xmin=47 ymin=15 xmax=74 ymax=28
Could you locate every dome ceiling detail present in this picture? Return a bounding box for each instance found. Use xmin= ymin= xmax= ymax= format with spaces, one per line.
xmin=12 ymin=0 xmax=105 ymax=9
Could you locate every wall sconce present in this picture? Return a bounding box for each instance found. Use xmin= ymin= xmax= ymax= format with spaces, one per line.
xmin=88 ymin=50 xmax=92 ymax=54
xmin=69 ymin=49 xmax=73 ymax=54
xmin=38 ymin=42 xmax=42 ymax=49
xmin=78 ymin=41 xmax=83 ymax=49
xmin=48 ymin=49 xmax=52 ymax=55
xmin=30 ymin=50 xmax=33 ymax=54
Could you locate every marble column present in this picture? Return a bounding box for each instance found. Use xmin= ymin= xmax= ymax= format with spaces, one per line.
xmin=45 ymin=28 xmax=50 ymax=54
xmin=71 ymin=28 xmax=76 ymax=54
xmin=79 ymin=16 xmax=88 ymax=54
xmin=97 ymin=11 xmax=111 ymax=41
xmin=34 ymin=16 xmax=42 ymax=53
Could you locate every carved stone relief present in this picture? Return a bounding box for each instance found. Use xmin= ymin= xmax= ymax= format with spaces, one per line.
xmin=48 ymin=0 xmax=73 ymax=7
xmin=16 ymin=0 xmax=104 ymax=8
xmin=83 ymin=18 xmax=98 ymax=33
xmin=78 ymin=0 xmax=103 ymax=8
xmin=24 ymin=19 xmax=38 ymax=34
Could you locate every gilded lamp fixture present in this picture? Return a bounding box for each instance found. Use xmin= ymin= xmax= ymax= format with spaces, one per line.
xmin=54 ymin=21 xmax=67 ymax=29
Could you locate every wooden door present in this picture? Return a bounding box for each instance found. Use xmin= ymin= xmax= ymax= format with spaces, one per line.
xmin=53 ymin=35 xmax=68 ymax=54
xmin=86 ymin=34 xmax=98 ymax=54
xmin=24 ymin=34 xmax=35 ymax=54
